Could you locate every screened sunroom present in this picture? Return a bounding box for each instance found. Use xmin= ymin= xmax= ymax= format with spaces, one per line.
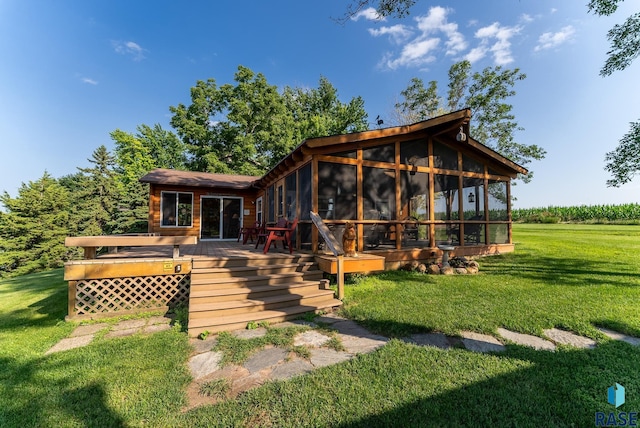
xmin=253 ymin=108 xmax=527 ymax=263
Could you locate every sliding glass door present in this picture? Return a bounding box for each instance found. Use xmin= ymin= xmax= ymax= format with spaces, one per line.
xmin=200 ymin=196 xmax=242 ymax=240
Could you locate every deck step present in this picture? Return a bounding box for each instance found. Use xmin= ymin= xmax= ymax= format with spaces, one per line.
xmin=188 ymin=300 xmax=343 ymax=335
xmin=189 ymin=289 xmax=337 ymax=319
xmin=189 ymin=281 xmax=327 ymax=302
xmin=187 ymin=254 xmax=341 ymax=337
xmin=192 ymin=255 xmax=317 ymax=269
xmin=191 ymin=262 xmax=319 ymax=278
xmin=190 ymin=271 xmax=323 ymax=287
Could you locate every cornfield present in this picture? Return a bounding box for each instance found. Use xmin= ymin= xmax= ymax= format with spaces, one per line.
xmin=512 ymin=203 xmax=640 ymax=223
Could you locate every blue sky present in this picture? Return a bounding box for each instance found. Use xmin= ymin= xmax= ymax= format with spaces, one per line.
xmin=0 ymin=0 xmax=638 ymax=208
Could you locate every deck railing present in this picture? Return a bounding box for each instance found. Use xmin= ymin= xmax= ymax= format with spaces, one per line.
xmin=310 ymin=211 xmax=346 ymax=299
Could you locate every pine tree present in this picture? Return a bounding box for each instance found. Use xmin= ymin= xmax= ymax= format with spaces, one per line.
xmin=0 ymin=172 xmax=77 ymax=277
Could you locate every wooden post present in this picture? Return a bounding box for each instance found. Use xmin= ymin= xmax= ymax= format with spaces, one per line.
xmin=68 ymin=280 xmax=77 ymax=318
xmin=173 ymin=245 xmax=180 ymax=258
xmin=83 ymin=247 xmax=96 ymax=259
xmin=336 ymin=254 xmax=345 ymax=300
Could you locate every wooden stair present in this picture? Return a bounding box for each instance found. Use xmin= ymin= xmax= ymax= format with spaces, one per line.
xmin=187 ymin=254 xmax=342 ymax=336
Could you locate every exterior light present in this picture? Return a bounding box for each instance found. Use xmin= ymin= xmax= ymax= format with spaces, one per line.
xmin=468 ymin=193 xmax=475 ymax=203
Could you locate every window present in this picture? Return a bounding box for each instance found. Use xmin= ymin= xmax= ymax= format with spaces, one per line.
xmin=363 ymin=143 xmax=395 ymax=163
xmin=433 ymin=141 xmax=458 ymax=170
xmin=267 ymin=185 xmax=275 ymax=223
xmin=400 ymin=139 xmax=429 ymax=168
xmin=161 ymin=192 xmax=193 ymax=227
xmin=256 ymin=197 xmax=263 ymax=223
xmin=285 ymin=173 xmax=297 ymax=220
xmin=277 ymin=184 xmax=284 ymax=218
xmin=318 ymin=162 xmax=357 ymax=220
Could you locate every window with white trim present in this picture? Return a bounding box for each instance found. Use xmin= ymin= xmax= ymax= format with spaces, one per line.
xmin=161 ymin=192 xmax=193 ymax=227
xmin=256 ymin=197 xmax=263 ymax=223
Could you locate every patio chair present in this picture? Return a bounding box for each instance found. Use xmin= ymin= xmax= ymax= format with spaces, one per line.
xmin=263 ymin=218 xmax=298 ymax=254
xmin=238 ymin=221 xmax=261 ymax=244
xmin=255 ymin=218 xmax=285 ymax=249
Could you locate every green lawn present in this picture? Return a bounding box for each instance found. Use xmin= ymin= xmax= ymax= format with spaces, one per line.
xmin=1 ymin=224 xmax=639 ymax=427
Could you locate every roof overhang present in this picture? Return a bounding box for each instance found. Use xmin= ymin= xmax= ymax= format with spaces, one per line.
xmin=139 ymin=168 xmax=259 ymax=190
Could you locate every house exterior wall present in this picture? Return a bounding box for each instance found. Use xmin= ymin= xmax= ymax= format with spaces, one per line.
xmin=148 ymin=184 xmax=259 ymax=238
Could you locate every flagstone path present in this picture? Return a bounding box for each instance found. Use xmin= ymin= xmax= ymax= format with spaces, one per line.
xmin=45 ymin=312 xmax=640 ymax=410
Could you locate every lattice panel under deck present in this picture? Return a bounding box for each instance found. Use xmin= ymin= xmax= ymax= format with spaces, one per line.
xmin=75 ymin=275 xmax=190 ymax=315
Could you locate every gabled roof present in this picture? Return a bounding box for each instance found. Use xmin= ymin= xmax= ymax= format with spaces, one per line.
xmin=141 ymin=109 xmax=528 ymax=189
xmin=257 ymin=108 xmax=528 ymax=185
xmin=139 ymin=168 xmax=259 ymax=189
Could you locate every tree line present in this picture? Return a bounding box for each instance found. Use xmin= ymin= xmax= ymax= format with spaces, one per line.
xmin=0 ymin=63 xmax=543 ymax=278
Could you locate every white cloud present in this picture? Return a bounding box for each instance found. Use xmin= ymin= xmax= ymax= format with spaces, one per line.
xmin=534 ymin=25 xmax=576 ymax=51
xmin=473 ymin=22 xmax=521 ymax=65
xmin=351 ymin=7 xmax=385 ymax=22
xmin=464 ymin=46 xmax=488 ymax=63
xmin=368 ymin=24 xmax=412 ymax=44
xmin=82 ymin=77 xmax=98 ymax=85
xmin=415 ymin=6 xmax=467 ymax=55
xmin=374 ymin=6 xmax=466 ymax=70
xmin=520 ymin=14 xmax=534 ymax=23
xmin=384 ymin=38 xmax=439 ymax=69
xmin=112 ymin=40 xmax=146 ymax=61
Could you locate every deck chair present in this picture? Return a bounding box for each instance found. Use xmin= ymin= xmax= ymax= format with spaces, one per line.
xmin=255 ymin=218 xmax=286 ymax=249
xmin=238 ymin=221 xmax=261 ymax=244
xmin=263 ymin=218 xmax=298 ymax=254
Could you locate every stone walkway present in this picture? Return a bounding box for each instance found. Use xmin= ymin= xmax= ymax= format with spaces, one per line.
xmin=45 ymin=313 xmax=640 ymax=409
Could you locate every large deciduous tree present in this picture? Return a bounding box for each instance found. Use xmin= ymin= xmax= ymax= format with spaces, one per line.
xmin=590 ymin=0 xmax=640 ymax=187
xmin=395 ymin=60 xmax=546 ymax=181
xmin=170 ymin=65 xmax=368 ymax=176
xmin=588 ymin=0 xmax=640 ymax=76
xmin=170 ymin=66 xmax=291 ymax=175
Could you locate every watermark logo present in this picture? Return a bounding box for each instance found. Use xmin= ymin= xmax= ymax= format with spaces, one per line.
xmin=595 ymin=383 xmax=637 ymax=427
xmin=609 ymin=383 xmax=626 ymax=409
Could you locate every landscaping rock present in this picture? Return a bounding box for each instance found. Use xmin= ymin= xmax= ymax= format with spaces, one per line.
xmin=460 ymin=331 xmax=505 ymax=353
xmin=190 ymin=336 xmax=218 ymax=355
xmin=406 ymin=333 xmax=452 ymax=349
xmin=332 ymin=320 xmax=388 ymax=354
xmin=69 ymin=323 xmax=109 ymax=337
xmin=440 ymin=266 xmax=454 ymax=275
xmin=466 ymin=266 xmax=479 ymax=274
xmin=45 ymin=335 xmax=94 ymax=355
xmin=309 ymin=348 xmax=353 ymax=368
xmin=497 ymin=328 xmax=556 ymax=351
xmin=543 ymin=328 xmax=597 ymax=349
xmin=293 ymin=330 xmax=331 ymax=347
xmin=243 ymin=347 xmax=288 ymax=374
xmin=427 ymin=264 xmax=441 ymax=275
xmin=232 ymin=327 xmax=267 ymax=339
xmin=597 ymin=328 xmax=640 ymax=347
xmin=270 ymin=359 xmax=314 ymax=380
xmin=455 ymin=267 xmax=467 ymax=275
xmin=112 ymin=319 xmax=146 ymax=331
xmin=417 ymin=263 xmax=427 ymax=274
xmin=189 ymin=351 xmax=223 ymax=380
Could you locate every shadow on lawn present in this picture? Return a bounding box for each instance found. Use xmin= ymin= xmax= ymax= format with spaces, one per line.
xmin=337 ymin=339 xmax=640 ymax=427
xmin=0 ymin=354 xmax=126 ymax=427
xmin=483 ymin=253 xmax=640 ymax=287
xmin=0 ymin=269 xmax=68 ymax=331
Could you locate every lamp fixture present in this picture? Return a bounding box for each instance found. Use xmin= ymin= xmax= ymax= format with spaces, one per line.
xmin=456 ymin=126 xmax=467 ymax=142
xmin=468 ymin=192 xmax=475 ymax=203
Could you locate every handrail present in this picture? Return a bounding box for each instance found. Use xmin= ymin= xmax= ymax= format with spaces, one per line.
xmin=309 ymin=211 xmax=344 ymax=257
xmin=65 ymin=235 xmax=198 ymax=259
xmin=310 ymin=211 xmax=345 ymax=299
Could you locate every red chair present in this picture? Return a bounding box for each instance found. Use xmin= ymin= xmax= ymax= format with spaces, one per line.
xmin=238 ymin=221 xmax=261 ymax=244
xmin=263 ymin=218 xmax=298 ymax=254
